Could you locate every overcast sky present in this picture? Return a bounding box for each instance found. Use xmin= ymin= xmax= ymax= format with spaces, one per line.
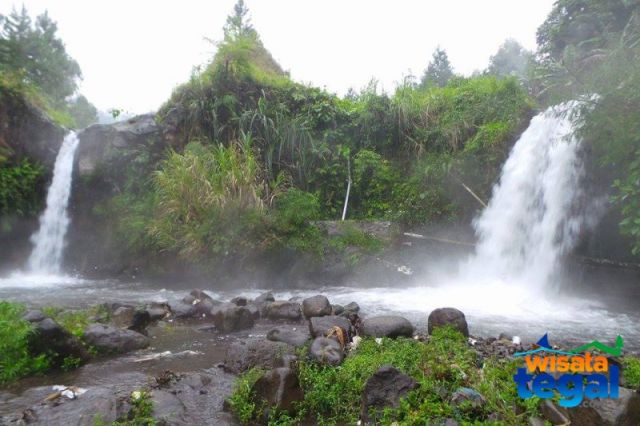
xmin=2 ymin=0 xmax=555 ymax=114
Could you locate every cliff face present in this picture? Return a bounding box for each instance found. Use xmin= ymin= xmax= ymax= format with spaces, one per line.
xmin=0 ymin=90 xmax=66 ymax=273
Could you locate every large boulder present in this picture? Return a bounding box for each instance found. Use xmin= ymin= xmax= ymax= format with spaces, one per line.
xmin=361 ymin=365 xmax=418 ymax=424
xmin=28 ymin=318 xmax=90 ymax=367
xmin=310 ymin=337 xmax=343 ymax=366
xmin=309 ymin=315 xmax=351 ymax=339
xmin=145 ymin=302 xmax=171 ymax=321
xmin=83 ymin=323 xmax=149 ymax=354
xmin=568 ymin=386 xmax=640 ymax=425
xmin=224 ymin=340 xmax=296 ymax=374
xmin=265 ymin=301 xmax=302 ymax=321
xmin=111 ymin=306 xmax=151 ymax=333
xmin=362 ymin=316 xmax=414 ymax=338
xmin=251 ymin=368 xmax=304 ymax=420
xmin=212 ymin=304 xmax=255 ymax=332
xmin=267 ymin=327 xmax=310 ymax=348
xmin=428 ymin=308 xmax=469 ymax=337
xmin=302 ymin=295 xmax=332 ymax=318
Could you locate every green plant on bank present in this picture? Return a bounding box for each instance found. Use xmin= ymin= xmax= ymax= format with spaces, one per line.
xmin=0 ymin=158 xmax=44 ymax=223
xmin=40 ymin=305 xmax=104 ymax=338
xmin=623 ymin=357 xmax=640 ymax=389
xmin=0 ymin=301 xmax=49 ymax=383
xmin=93 ymin=390 xmax=156 ymax=426
xmin=229 ymin=326 xmax=543 ymax=425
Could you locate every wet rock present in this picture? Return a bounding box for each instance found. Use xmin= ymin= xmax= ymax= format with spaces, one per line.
xmin=171 ymin=301 xmax=197 ymax=319
xmin=230 ymin=296 xmax=248 ymax=306
xmin=341 ymin=301 xmax=361 ymax=320
xmin=111 ymin=306 xmax=151 ymax=332
xmin=310 ymin=337 xmax=343 ymax=365
xmin=267 ymin=327 xmax=310 ymax=348
xmin=224 ymin=340 xmax=295 ymax=374
xmin=332 ymin=304 xmax=344 ymax=315
xmin=265 ymin=301 xmax=302 ymax=321
xmin=152 ymin=390 xmax=187 ymax=424
xmin=254 ymin=292 xmax=275 ymax=304
xmin=361 ymin=365 xmax=418 ymax=424
xmin=145 ymin=302 xmax=171 ymax=321
xmin=251 ymin=368 xmax=304 ymax=419
xmin=28 ymin=318 xmax=90 ymax=366
xmin=428 ymin=307 xmax=469 ymax=337
xmin=186 ymin=289 xmax=214 ymax=302
xmin=83 ymin=323 xmax=149 ymax=354
xmin=244 ymin=303 xmax=260 ymax=320
xmin=309 ymin=315 xmax=351 ymax=339
xmin=568 ymin=386 xmax=640 ymax=425
xmin=23 ymin=310 xmax=46 ymax=323
xmin=302 ymin=295 xmax=332 ymax=318
xmin=451 ymin=387 xmax=486 ymax=409
xmin=362 ymin=315 xmax=414 ymax=338
xmin=541 ymin=400 xmax=570 ymax=425
xmin=211 ymin=303 xmax=255 ymax=332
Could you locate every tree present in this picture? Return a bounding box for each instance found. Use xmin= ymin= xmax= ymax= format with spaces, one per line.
xmin=67 ymin=95 xmax=98 ymax=128
xmin=223 ymin=0 xmax=257 ymax=41
xmin=0 ymin=6 xmax=81 ymax=104
xmin=487 ymin=39 xmax=533 ymax=79
xmin=421 ymin=48 xmax=454 ymax=88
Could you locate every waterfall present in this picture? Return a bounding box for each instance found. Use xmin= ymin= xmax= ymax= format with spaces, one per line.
xmin=27 ymin=132 xmax=80 ymax=274
xmin=465 ymin=101 xmax=600 ymax=288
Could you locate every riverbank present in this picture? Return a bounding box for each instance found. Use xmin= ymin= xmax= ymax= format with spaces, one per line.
xmin=1 ymin=289 xmax=639 ymax=425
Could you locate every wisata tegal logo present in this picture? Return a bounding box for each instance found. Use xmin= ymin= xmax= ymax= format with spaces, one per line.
xmin=513 ymin=333 xmax=623 ymax=408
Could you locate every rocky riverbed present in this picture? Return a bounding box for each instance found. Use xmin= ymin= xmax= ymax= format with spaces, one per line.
xmin=1 ymin=290 xmax=639 ymax=425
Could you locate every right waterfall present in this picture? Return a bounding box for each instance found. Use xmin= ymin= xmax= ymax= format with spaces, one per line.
xmin=465 ymin=101 xmax=602 ymax=288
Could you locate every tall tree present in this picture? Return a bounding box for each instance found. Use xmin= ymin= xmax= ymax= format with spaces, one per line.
xmin=223 ymin=0 xmax=257 ymax=41
xmin=421 ymin=48 xmax=454 ymax=88
xmin=487 ymin=39 xmax=533 ymax=79
xmin=67 ymin=95 xmax=98 ymax=128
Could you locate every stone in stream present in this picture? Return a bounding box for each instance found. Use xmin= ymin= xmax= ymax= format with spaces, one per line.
xmin=111 ymin=305 xmax=151 ymax=333
xmin=224 ymin=340 xmax=296 ymax=374
xmin=267 ymin=327 xmax=310 ymax=348
xmin=428 ymin=307 xmax=469 ymax=337
xmin=568 ymin=386 xmax=640 ymax=425
xmin=253 ymin=292 xmax=275 ymax=316
xmin=264 ymin=301 xmax=302 ymax=321
xmin=83 ymin=323 xmax=149 ymax=354
xmin=361 ymin=315 xmax=414 ymax=338
xmin=22 ymin=309 xmax=46 ymax=323
xmin=360 ymin=365 xmax=418 ymax=424
xmin=310 ymin=337 xmax=343 ymax=366
xmin=302 ymin=295 xmax=332 ymax=318
xmin=251 ymin=368 xmax=304 ymax=420
xmin=211 ymin=303 xmax=255 ymax=332
xmin=28 ymin=318 xmax=90 ymax=366
xmin=309 ymin=315 xmax=351 ymax=339
xmin=145 ymin=302 xmax=171 ymax=321
xmin=332 ymin=304 xmax=344 ymax=315
xmin=230 ymin=296 xmax=249 ymax=306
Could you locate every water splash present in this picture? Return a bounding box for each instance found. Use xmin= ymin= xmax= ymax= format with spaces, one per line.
xmin=27 ymin=132 xmax=80 ymax=274
xmin=463 ymin=102 xmax=602 ymax=289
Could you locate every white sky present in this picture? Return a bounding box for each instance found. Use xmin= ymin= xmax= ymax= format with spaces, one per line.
xmin=1 ymin=0 xmax=555 ymax=114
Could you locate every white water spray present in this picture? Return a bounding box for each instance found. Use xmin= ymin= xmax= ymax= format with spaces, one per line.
xmin=27 ymin=132 xmax=80 ymax=274
xmin=464 ymin=101 xmax=600 ymax=288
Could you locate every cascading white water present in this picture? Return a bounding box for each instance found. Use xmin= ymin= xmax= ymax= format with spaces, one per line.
xmin=27 ymin=132 xmax=80 ymax=274
xmin=464 ymin=101 xmax=600 ymax=288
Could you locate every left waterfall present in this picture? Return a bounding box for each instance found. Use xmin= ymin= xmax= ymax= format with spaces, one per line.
xmin=27 ymin=132 xmax=80 ymax=274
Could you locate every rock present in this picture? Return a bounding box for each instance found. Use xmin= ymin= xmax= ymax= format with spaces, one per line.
xmin=244 ymin=303 xmax=260 ymax=320
xmin=310 ymin=337 xmax=343 ymax=366
xmin=83 ymin=323 xmax=149 ymax=354
xmin=265 ymin=301 xmax=302 ymax=321
xmin=362 ymin=316 xmax=414 ymax=338
xmin=267 ymin=327 xmax=310 ymax=348
xmin=171 ymin=301 xmax=197 ymax=319
xmin=224 ymin=340 xmax=296 ymax=374
xmin=22 ymin=310 xmax=46 ymax=323
xmin=152 ymin=390 xmax=186 ymax=424
xmin=428 ymin=307 xmax=469 ymax=337
xmin=309 ymin=315 xmax=351 ymax=339
xmin=529 ymin=418 xmax=546 ymax=426
xmin=302 ymin=295 xmax=332 ymax=318
xmin=344 ymin=301 xmax=360 ymax=313
xmin=211 ymin=304 xmax=255 ymax=332
xmin=254 ymin=292 xmax=275 ymax=304
xmin=188 ymin=289 xmax=214 ymax=302
xmin=451 ymin=387 xmax=486 ymax=409
xmin=540 ymin=400 xmax=570 ymax=425
xmin=332 ymin=304 xmax=344 ymax=315
xmin=28 ymin=318 xmax=90 ymax=366
xmin=111 ymin=306 xmax=151 ymax=332
xmin=360 ymin=365 xmax=418 ymax=424
xmin=230 ymin=296 xmax=248 ymax=306
xmin=568 ymin=386 xmax=640 ymax=425
xmin=252 ymin=368 xmax=304 ymax=419
xmin=145 ymin=302 xmax=170 ymax=321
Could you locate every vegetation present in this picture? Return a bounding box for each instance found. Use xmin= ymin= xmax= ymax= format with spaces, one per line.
xmin=229 ymin=327 xmax=542 ymax=425
xmin=0 ymin=301 xmax=49 ymax=384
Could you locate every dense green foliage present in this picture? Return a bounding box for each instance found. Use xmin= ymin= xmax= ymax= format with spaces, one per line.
xmin=0 ymin=301 xmax=49 ymax=383
xmin=421 ymin=47 xmax=455 ymax=88
xmin=0 ymin=158 xmax=44 ymax=217
xmin=230 ymin=327 xmax=542 ymax=425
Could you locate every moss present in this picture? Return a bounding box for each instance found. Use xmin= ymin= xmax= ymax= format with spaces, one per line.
xmin=623 ymin=357 xmax=640 ymax=389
